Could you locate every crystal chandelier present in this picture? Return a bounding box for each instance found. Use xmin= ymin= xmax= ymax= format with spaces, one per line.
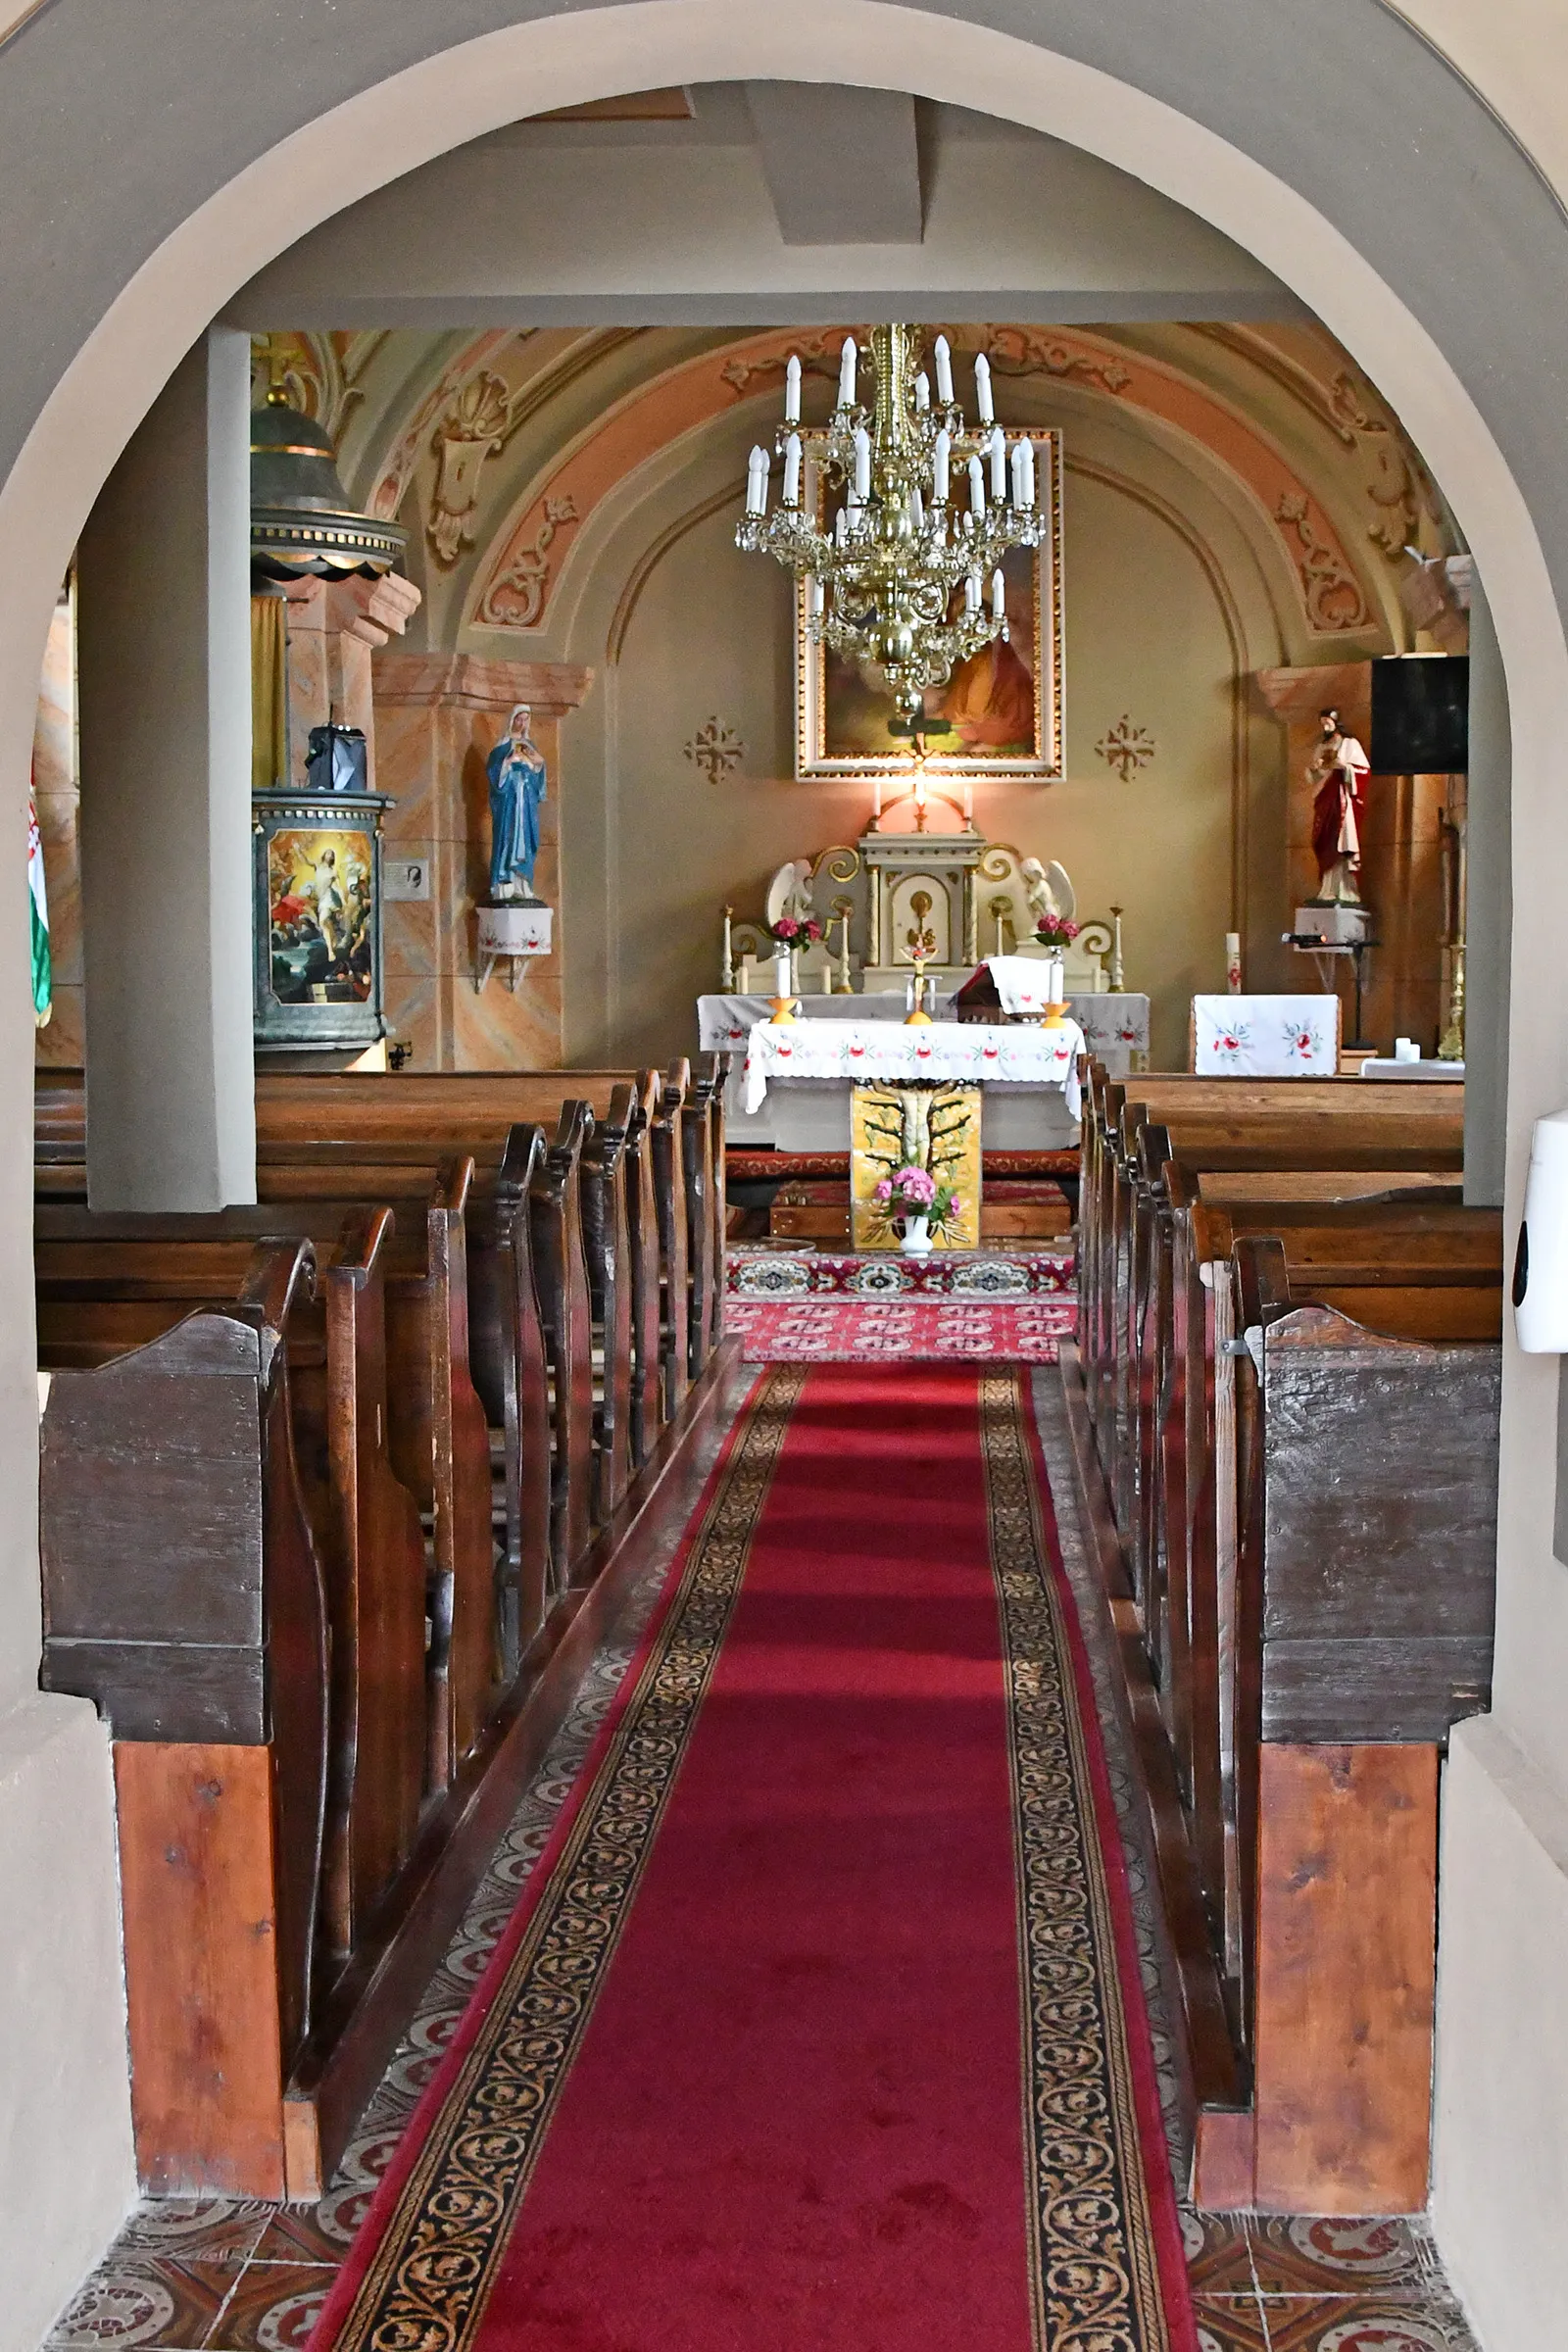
xmin=735 ymin=323 xmax=1042 ymax=729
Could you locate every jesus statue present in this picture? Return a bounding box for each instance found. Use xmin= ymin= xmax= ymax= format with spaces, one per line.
xmin=1308 ymin=706 xmax=1372 ymax=904
xmin=485 ymin=704 xmax=548 ymax=902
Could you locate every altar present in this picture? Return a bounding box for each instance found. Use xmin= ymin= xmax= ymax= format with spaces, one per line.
xmin=741 ymin=1016 xmax=1084 ymax=1151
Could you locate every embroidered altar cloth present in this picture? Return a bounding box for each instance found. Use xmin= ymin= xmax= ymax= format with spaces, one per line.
xmin=1192 ymin=993 xmax=1340 ymax=1077
xmin=742 ymin=1018 xmax=1085 ymax=1117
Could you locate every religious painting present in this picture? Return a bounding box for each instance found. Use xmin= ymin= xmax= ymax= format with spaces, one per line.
xmin=796 ymin=430 xmax=1064 ymax=780
xmin=268 ymin=827 xmax=376 ymax=1004
xmin=850 ymin=1081 xmax=982 ymax=1251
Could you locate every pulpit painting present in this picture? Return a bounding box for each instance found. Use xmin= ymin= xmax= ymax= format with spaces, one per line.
xmin=269 ymin=828 xmax=375 ymax=1003
xmin=850 ymin=1082 xmax=982 ymax=1251
xmin=796 ymin=432 xmax=1064 ymax=779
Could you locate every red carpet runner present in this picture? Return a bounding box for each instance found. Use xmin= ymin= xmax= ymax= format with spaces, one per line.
xmin=310 ymin=1367 xmax=1196 ymax=2352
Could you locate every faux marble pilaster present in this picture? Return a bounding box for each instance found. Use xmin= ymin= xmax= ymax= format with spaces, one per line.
xmin=373 ymin=655 xmax=593 ymax=1072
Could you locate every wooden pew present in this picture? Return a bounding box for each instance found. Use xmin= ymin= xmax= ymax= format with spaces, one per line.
xmin=36 ymin=1213 xmax=430 ymax=1960
xmin=40 ymin=1163 xmax=501 ymax=1793
xmin=36 ymin=1240 xmax=330 ymax=2197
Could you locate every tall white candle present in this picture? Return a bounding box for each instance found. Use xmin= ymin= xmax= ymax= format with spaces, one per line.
xmin=1225 ymin=931 xmax=1242 ymax=995
xmin=962 ymin=782 xmax=973 ymax=824
xmin=807 ymin=575 xmax=824 ymax=620
xmin=835 ymin=506 xmax=850 ymax=547
xmin=964 ymin=569 xmax=982 ymax=615
xmin=974 ymin=351 xmax=994 ymax=423
xmin=932 ymin=427 xmax=951 ymax=504
xmin=1010 ymin=438 xmax=1027 ymax=508
xmin=934 ymin=334 xmax=954 ymax=404
xmin=838 ymin=336 xmax=858 ymax=409
xmin=914 ymin=370 xmax=930 ymax=412
xmin=1020 ymin=438 xmax=1036 ymax=506
xmin=967 ymin=455 xmax=985 ymax=515
xmin=991 ymin=566 xmax=1005 ymax=620
xmin=988 ymin=424 xmax=1006 ymax=501
xmin=907 ymin=485 xmax=924 ymax=530
xmin=746 ymin=446 xmax=768 ymax=514
xmin=872 ymin=776 xmax=884 ymax=821
xmin=853 ymin=425 xmax=871 ymax=502
xmin=782 ymin=430 xmax=802 ymax=506
xmin=784 ymin=354 xmax=802 ymax=423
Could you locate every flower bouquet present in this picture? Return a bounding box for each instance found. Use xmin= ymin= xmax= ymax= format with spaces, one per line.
xmin=1033 ymin=913 xmax=1079 ymax=951
xmin=764 ymin=914 xmax=823 ymax=1022
xmin=872 ymin=1162 xmax=960 ymax=1254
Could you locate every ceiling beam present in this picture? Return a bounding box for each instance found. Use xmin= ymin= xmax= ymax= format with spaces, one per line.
xmin=744 ymin=82 xmax=925 ymax=246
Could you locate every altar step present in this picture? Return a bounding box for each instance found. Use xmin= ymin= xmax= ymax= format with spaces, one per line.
xmin=726 ymin=1245 xmax=1075 ymax=1298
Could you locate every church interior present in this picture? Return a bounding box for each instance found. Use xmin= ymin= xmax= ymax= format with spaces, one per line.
xmin=5 ymin=39 xmax=1563 ymax=2352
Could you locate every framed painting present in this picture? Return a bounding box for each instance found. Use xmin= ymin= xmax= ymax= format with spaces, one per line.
xmin=795 ymin=428 xmax=1064 ymax=780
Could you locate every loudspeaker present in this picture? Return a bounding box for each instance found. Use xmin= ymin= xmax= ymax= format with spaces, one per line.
xmin=1369 ymin=654 xmax=1469 ymax=773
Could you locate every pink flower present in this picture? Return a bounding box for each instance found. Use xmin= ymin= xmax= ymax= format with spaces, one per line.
xmin=872 ymin=1178 xmax=893 ymax=1202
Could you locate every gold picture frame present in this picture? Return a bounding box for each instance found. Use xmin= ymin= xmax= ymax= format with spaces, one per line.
xmin=795 ymin=430 xmax=1064 ymax=780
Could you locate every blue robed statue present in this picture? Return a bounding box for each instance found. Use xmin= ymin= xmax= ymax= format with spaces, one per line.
xmin=485 ymin=704 xmax=548 ymax=901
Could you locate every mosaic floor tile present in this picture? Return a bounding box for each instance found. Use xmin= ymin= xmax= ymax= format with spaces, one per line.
xmin=1194 ymin=2296 xmax=1272 ymax=2352
xmin=48 ymin=2259 xmax=236 ymax=2350
xmin=1180 ymin=2208 xmax=1260 ymax=2297
xmin=1246 ymin=2215 xmax=1429 ymax=2297
xmin=1258 ymin=2296 xmax=1479 ymax=2352
xmin=114 ymin=2205 xmax=270 ymax=2269
xmin=203 ymin=2264 xmax=329 ymax=2352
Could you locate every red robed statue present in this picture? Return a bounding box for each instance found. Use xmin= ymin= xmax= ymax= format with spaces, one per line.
xmin=1308 ymin=705 xmax=1372 ymax=903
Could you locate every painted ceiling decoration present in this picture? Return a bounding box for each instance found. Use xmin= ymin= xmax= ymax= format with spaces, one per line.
xmin=259 ymin=318 xmax=1459 ymax=657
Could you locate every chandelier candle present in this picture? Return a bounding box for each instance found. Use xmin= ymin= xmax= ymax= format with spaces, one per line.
xmin=735 ymin=323 xmax=1044 ymax=723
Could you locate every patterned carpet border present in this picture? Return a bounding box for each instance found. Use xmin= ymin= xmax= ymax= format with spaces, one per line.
xmin=980 ymin=1373 xmax=1196 ymax=2351
xmin=728 ymin=1298 xmax=1076 ymax=1361
xmin=726 ymin=1149 xmax=1080 ymax=1183
xmin=306 ymin=1368 xmax=804 ymax=2352
xmin=727 ymin=1247 xmax=1075 ymax=1299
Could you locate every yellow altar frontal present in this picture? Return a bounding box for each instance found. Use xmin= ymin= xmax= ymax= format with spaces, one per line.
xmin=850 ymin=1081 xmax=982 ymax=1251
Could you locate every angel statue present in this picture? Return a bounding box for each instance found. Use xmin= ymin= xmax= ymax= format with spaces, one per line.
xmin=1307 ymin=706 xmax=1371 ymax=905
xmin=486 ymin=704 xmax=548 ymax=902
xmin=1018 ymin=856 xmax=1076 ymax=931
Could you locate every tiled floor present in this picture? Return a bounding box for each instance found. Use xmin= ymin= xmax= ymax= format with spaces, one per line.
xmin=42 ymin=1372 xmax=1483 ymax=2352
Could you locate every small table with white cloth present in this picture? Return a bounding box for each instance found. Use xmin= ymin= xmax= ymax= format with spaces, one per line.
xmin=740 ymin=1017 xmax=1085 ymax=1151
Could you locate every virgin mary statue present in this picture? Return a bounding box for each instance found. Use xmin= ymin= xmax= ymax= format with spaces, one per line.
xmin=485 ymin=705 xmax=548 ymax=901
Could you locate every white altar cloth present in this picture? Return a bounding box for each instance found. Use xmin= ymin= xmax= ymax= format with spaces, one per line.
xmin=741 ymin=1018 xmax=1085 ymax=1118
xmin=1192 ymin=993 xmax=1340 ymax=1077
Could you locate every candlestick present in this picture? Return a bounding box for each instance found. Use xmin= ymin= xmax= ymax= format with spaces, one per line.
xmin=721 ymin=904 xmax=735 ymax=990
xmin=781 ymin=430 xmax=802 ymax=507
xmin=914 ymin=370 xmax=930 ymax=412
xmin=837 ymin=906 xmax=852 ymax=992
xmin=1109 ymin=905 xmax=1125 ymax=991
xmin=784 ymin=354 xmax=802 ymax=423
xmin=745 ymin=446 xmax=768 ymax=514
xmin=967 ymin=455 xmax=985 ymax=516
xmin=837 ymin=336 xmax=858 ymax=409
xmin=974 ymin=351 xmax=994 ymax=423
xmin=989 ymin=425 xmax=1006 ymax=501
xmin=853 ymin=425 xmax=871 ymax=502
xmin=932 ymin=427 xmax=951 ymax=505
xmin=934 ymin=334 xmax=954 ymax=404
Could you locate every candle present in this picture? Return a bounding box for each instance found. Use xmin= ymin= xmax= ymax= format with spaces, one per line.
xmin=722 ymin=904 xmax=734 ymax=990
xmin=967 ymin=454 xmax=985 ymax=516
xmin=914 ymin=370 xmax=930 ymax=412
xmin=782 ymin=430 xmax=802 ymax=506
xmin=776 ymin=949 xmax=793 ymax=999
xmin=964 ymin=569 xmax=982 ymax=615
xmin=974 ymin=350 xmax=994 ymax=423
xmin=1225 ymin=931 xmax=1242 ymax=995
xmin=784 ymin=354 xmax=802 ymax=423
xmin=932 ymin=427 xmax=951 ymax=504
xmin=988 ymin=424 xmax=1006 ymax=501
xmin=908 ymin=485 xmax=924 ymax=530
xmin=962 ymin=781 xmax=973 ymax=825
xmin=934 ymin=334 xmax=954 ymax=404
xmin=991 ymin=566 xmax=1005 ymax=620
xmin=872 ymin=776 xmax=884 ymax=822
xmin=853 ymin=425 xmax=871 ymax=502
xmin=838 ymin=335 xmax=858 ymax=409
xmin=1010 ymin=438 xmax=1029 ymax=508
xmin=807 ymin=575 xmax=824 ymax=620
xmin=745 ymin=446 xmax=768 ymax=514
xmin=1020 ymin=438 xmax=1036 ymax=506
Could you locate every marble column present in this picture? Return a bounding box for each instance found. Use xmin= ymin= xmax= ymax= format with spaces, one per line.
xmin=75 ymin=325 xmax=256 ymax=1206
xmin=372 ymin=654 xmax=593 ymax=1070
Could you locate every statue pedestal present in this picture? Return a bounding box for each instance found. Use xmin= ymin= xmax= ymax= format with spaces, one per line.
xmin=475 ymin=899 xmax=552 ymax=993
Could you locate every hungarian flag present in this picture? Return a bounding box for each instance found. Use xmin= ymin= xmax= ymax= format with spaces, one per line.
xmin=27 ymin=781 xmax=50 ymax=1027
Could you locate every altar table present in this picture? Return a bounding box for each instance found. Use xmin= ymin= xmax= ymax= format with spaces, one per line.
xmin=741 ymin=1018 xmax=1085 ymax=1151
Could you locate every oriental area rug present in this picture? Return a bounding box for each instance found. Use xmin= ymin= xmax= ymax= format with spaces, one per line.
xmin=307 ymin=1366 xmax=1196 ymax=2352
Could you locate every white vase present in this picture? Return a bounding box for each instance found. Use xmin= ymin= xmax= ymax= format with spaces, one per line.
xmin=901 ymin=1214 xmax=934 ymax=1255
